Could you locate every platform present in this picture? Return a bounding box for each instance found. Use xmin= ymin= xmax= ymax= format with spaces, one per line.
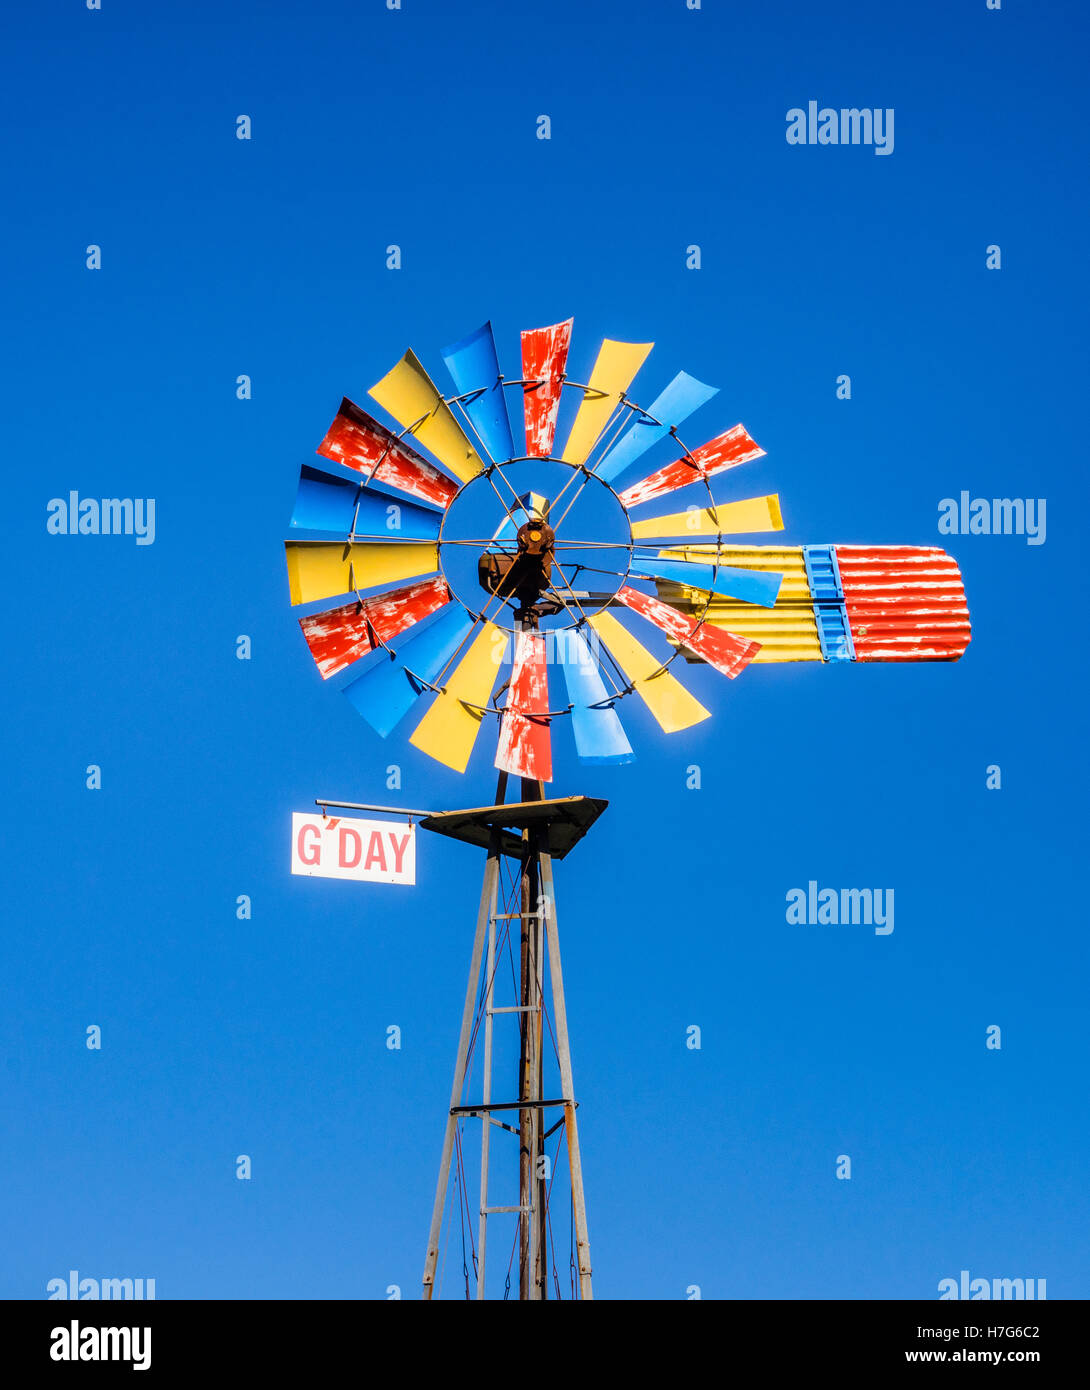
xmin=417 ymin=796 xmax=607 ymax=860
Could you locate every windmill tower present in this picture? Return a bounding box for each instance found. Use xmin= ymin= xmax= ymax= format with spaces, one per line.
xmin=285 ymin=317 xmax=972 ymax=1299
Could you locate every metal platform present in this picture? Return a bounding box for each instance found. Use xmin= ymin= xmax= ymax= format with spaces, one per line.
xmin=417 ymin=796 xmax=608 ymax=860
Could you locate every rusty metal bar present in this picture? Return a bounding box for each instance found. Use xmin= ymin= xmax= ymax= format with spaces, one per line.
xmin=539 ymin=851 xmax=594 ymax=1300
xmin=451 ymin=1098 xmax=569 ymax=1114
xmin=533 ymin=827 xmax=548 ymax=1301
xmin=422 ymin=849 xmax=499 ymax=1300
xmin=518 ymin=825 xmax=535 ymax=1299
xmin=314 ymin=799 xmax=437 ymax=818
xmin=476 ymin=869 xmax=497 ymax=1300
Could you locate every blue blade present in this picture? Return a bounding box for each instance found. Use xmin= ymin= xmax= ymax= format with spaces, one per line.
xmin=595 ymin=372 xmax=718 ymax=483
xmin=290 ymin=464 xmax=441 ymax=540
xmin=632 ymin=555 xmax=783 ymax=607
xmin=342 ymin=603 xmax=472 ymax=737
xmin=556 ymin=628 xmax=635 ymax=765
xmin=441 ymin=321 xmax=515 ymax=464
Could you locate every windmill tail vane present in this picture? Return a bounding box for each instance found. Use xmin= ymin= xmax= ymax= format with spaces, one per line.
xmin=284 ymin=316 xmax=970 ymax=1300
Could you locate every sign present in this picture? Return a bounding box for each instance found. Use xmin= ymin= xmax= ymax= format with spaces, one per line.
xmin=291 ymin=813 xmax=416 ymax=885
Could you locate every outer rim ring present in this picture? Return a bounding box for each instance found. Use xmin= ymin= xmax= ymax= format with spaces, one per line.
xmin=313 ymin=362 xmax=756 ymax=707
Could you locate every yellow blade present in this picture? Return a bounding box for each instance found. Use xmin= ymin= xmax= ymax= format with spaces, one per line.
xmin=561 ymin=339 xmax=653 ymax=465
xmin=630 ymin=494 xmax=783 ymax=541
xmin=587 ymin=610 xmax=710 ymax=733
xmin=369 ymin=349 xmax=483 ymax=484
xmin=652 ymin=544 xmax=823 ymax=661
xmin=285 ymin=541 xmax=438 ymax=605
xmin=409 ymin=622 xmax=504 ymax=772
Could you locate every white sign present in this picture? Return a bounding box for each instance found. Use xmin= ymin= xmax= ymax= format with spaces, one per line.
xmin=291 ymin=813 xmax=416 ymax=885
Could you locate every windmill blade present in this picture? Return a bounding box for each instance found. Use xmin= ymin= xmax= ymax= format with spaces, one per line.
xmin=594 ymin=372 xmax=718 ymax=484
xmin=615 ymin=585 xmax=759 ymax=678
xmin=317 ymin=398 xmax=457 ymax=511
xmin=561 ymin=338 xmax=653 ymax=466
xmin=521 ymin=318 xmax=572 ymax=458
xmin=555 ymin=628 xmax=634 ymax=765
xmin=409 ymin=623 xmax=504 ymax=772
xmin=618 ymin=424 xmax=765 ymax=509
xmin=587 ymin=610 xmax=710 ymax=734
xmin=440 ymin=321 xmax=514 ymax=464
xmin=495 ymin=630 xmax=552 ymax=782
xmin=342 ymin=603 xmax=475 ymax=737
xmin=290 ymin=464 xmax=442 ymax=539
xmin=629 ymin=495 xmax=783 ymax=542
xmin=285 ymin=539 xmax=439 ymax=605
xmin=631 ymin=553 xmax=782 ymax=608
xmin=369 ymin=349 xmax=483 ymax=485
xmin=298 ymin=577 xmax=452 ymax=679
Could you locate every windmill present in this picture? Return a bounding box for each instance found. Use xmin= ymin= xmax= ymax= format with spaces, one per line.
xmin=285 ymin=318 xmax=971 ymax=1300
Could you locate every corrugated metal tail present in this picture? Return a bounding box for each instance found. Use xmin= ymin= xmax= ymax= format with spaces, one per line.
xmin=653 ymin=544 xmax=971 ymax=664
xmin=834 ymin=546 xmax=971 ymax=662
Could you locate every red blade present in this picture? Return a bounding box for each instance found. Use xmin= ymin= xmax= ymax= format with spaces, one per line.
xmin=616 ymin=584 xmax=760 ymax=677
xmin=618 ymin=424 xmax=765 ymax=509
xmin=521 ymin=319 xmax=572 ymax=458
xmin=299 ymin=577 xmax=452 ymax=679
xmin=317 ymin=397 xmax=458 ymax=510
xmin=495 ymin=630 xmax=552 ymax=781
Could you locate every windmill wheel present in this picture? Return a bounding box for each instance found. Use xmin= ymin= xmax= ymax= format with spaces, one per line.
xmin=286 ymin=317 xmax=968 ymax=782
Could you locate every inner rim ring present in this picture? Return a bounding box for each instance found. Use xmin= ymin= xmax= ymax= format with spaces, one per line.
xmin=436 ymin=455 xmax=635 ymax=639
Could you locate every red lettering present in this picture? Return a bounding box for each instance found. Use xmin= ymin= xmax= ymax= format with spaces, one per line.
xmin=297 ymin=822 xmax=322 ymax=866
xmin=387 ymin=832 xmax=411 ymax=875
xmin=338 ymin=827 xmax=362 ymax=868
xmin=364 ymin=831 xmax=387 ymax=871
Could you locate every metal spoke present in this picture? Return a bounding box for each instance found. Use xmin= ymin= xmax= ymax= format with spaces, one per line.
xmin=488 ymin=462 xmax=529 ymax=518
xmin=438 ymin=538 xmax=519 ymax=549
xmin=547 ymin=472 xmax=592 ymax=534
xmin=542 ymin=463 xmax=586 ymax=519
xmin=555 ymin=559 xmax=632 ymax=583
xmin=547 ymin=565 xmax=627 ymax=698
xmin=585 ymin=398 xmax=639 ymax=475
xmin=430 ymin=586 xmax=520 ymax=690
xmin=450 ymin=396 xmax=498 ymax=468
xmin=435 ymin=537 xmax=631 ymax=552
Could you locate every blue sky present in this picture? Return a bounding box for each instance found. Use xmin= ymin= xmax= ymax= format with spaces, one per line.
xmin=2 ymin=0 xmax=1087 ymax=1299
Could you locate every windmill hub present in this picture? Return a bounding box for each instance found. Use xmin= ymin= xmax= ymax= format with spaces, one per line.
xmin=477 ymin=514 xmax=558 ymax=618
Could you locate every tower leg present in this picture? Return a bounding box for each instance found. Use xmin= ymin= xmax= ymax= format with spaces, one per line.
xmin=519 ymin=834 xmax=547 ymax=1299
xmin=539 ymin=852 xmax=594 ymax=1300
xmin=422 ymin=850 xmax=499 ymax=1299
xmin=532 ymin=834 xmax=548 ymax=1300
xmin=475 ymin=889 xmax=497 ymax=1300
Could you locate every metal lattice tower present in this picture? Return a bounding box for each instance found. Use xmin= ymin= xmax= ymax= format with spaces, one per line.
xmin=420 ymin=775 xmax=600 ymax=1300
